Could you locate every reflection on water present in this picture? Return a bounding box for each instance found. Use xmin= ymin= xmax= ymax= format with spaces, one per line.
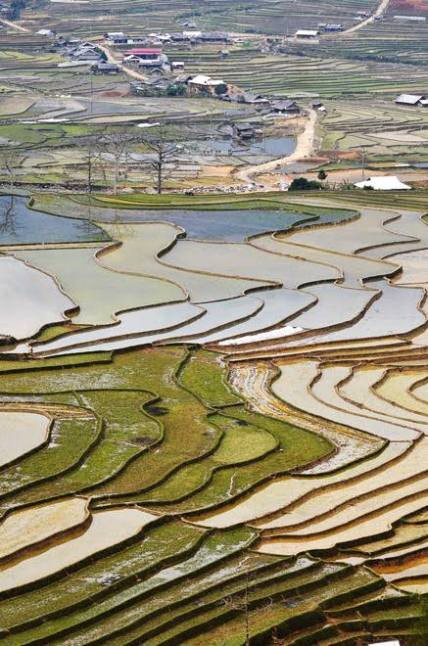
xmin=94 ymin=206 xmax=355 ymax=242
xmin=0 ymin=195 xmax=108 ymax=245
xmin=0 ymin=195 xmax=18 ymax=237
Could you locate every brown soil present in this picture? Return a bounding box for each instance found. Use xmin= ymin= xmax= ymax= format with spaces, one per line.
xmin=100 ymin=89 xmax=129 ymax=98
xmin=391 ymin=0 xmax=428 ymax=13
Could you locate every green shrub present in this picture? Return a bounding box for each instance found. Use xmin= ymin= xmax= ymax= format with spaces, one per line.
xmin=289 ymin=177 xmax=324 ymax=191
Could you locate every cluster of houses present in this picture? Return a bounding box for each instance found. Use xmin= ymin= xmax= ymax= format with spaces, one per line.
xmin=131 ymin=74 xmax=228 ymax=98
xmin=395 ymin=93 xmax=428 ymax=107
xmin=105 ymin=31 xmax=230 ymax=47
xmin=53 ymin=38 xmax=122 ymax=73
xmin=294 ymin=24 xmax=343 ymax=39
xmin=293 ymin=10 xmax=378 ymax=39
xmin=131 ymin=70 xmax=302 ymax=118
xmin=59 ymin=41 xmax=104 ymax=65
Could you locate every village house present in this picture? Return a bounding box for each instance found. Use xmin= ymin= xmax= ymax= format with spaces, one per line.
xmin=199 ymin=32 xmax=230 ymax=43
xmin=271 ymin=99 xmax=300 ymax=114
xmin=105 ymin=32 xmax=128 ymax=44
xmin=124 ymin=48 xmax=168 ymax=68
xmin=239 ymin=92 xmax=270 ymax=106
xmin=130 ymin=76 xmax=187 ymax=97
xmin=187 ymin=74 xmax=227 ymax=96
xmin=91 ymin=62 xmax=120 ymax=74
xmin=183 ymin=30 xmax=202 ymax=42
xmin=318 ymin=23 xmax=343 ymax=32
xmin=233 ymin=123 xmax=256 ymax=140
xmin=170 ymin=31 xmax=230 ymax=43
xmin=71 ymin=47 xmax=103 ymax=63
xmin=325 ymin=23 xmax=343 ymax=32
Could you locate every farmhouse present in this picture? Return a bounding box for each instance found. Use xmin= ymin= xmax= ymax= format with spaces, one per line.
xmin=233 ymin=123 xmax=256 ymax=140
xmin=183 ymin=30 xmax=202 ymax=41
xmin=240 ymin=92 xmax=270 ymax=106
xmin=312 ymin=100 xmax=324 ymax=109
xmin=170 ymin=31 xmax=230 ymax=43
xmin=124 ymin=48 xmax=168 ymax=68
xmin=395 ymin=94 xmax=426 ymax=106
xmin=71 ymin=48 xmax=102 ymax=63
xmin=188 ymin=74 xmax=227 ymax=96
xmin=105 ymin=32 xmax=127 ymax=44
xmin=318 ymin=23 xmax=343 ymax=32
xmin=199 ymin=32 xmax=230 ymax=43
xmin=91 ymin=62 xmax=120 ymax=74
xmin=271 ymin=99 xmax=300 ymax=114
xmin=295 ymin=29 xmax=318 ymax=39
xmin=125 ymin=48 xmax=162 ymax=60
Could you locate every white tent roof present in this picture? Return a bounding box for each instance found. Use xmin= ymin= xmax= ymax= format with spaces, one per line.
xmin=368 ymin=641 xmax=400 ymax=646
xmin=355 ymin=176 xmax=411 ymax=191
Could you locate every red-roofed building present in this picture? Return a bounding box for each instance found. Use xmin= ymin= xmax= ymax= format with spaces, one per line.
xmin=123 ymin=48 xmax=167 ymax=67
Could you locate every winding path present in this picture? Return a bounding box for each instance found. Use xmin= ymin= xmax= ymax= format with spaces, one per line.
xmin=236 ymin=108 xmax=318 ymax=184
xmin=96 ymin=42 xmax=148 ymax=82
xmin=0 ymin=17 xmax=30 ymax=33
xmin=341 ymin=0 xmax=391 ymax=35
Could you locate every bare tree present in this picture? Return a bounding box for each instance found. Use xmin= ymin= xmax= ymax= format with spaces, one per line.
xmin=0 ymin=148 xmax=25 ymax=188
xmin=94 ymin=129 xmax=134 ymax=194
xmin=137 ymin=130 xmax=179 ymax=194
xmin=0 ymin=194 xmax=17 ymax=237
xmin=222 ymin=573 xmax=251 ymax=645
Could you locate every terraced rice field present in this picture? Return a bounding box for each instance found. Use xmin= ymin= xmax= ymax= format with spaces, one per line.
xmin=1 ymin=189 xmax=428 ymax=643
xmin=21 ymin=0 xmax=379 ymax=37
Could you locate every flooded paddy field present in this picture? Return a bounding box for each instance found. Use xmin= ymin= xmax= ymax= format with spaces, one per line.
xmin=0 ymin=186 xmax=427 ymax=643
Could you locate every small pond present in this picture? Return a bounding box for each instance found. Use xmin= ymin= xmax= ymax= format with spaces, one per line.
xmin=190 ymin=135 xmax=296 ymax=159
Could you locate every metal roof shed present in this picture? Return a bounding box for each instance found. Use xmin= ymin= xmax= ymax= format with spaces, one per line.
xmin=395 ymin=94 xmax=424 ymax=105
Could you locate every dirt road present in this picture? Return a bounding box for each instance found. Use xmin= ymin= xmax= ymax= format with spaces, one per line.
xmin=0 ymin=17 xmax=30 ymax=33
xmin=96 ymin=43 xmax=148 ymax=82
xmin=236 ymin=108 xmax=318 ymax=184
xmin=341 ymin=0 xmax=391 ymax=35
